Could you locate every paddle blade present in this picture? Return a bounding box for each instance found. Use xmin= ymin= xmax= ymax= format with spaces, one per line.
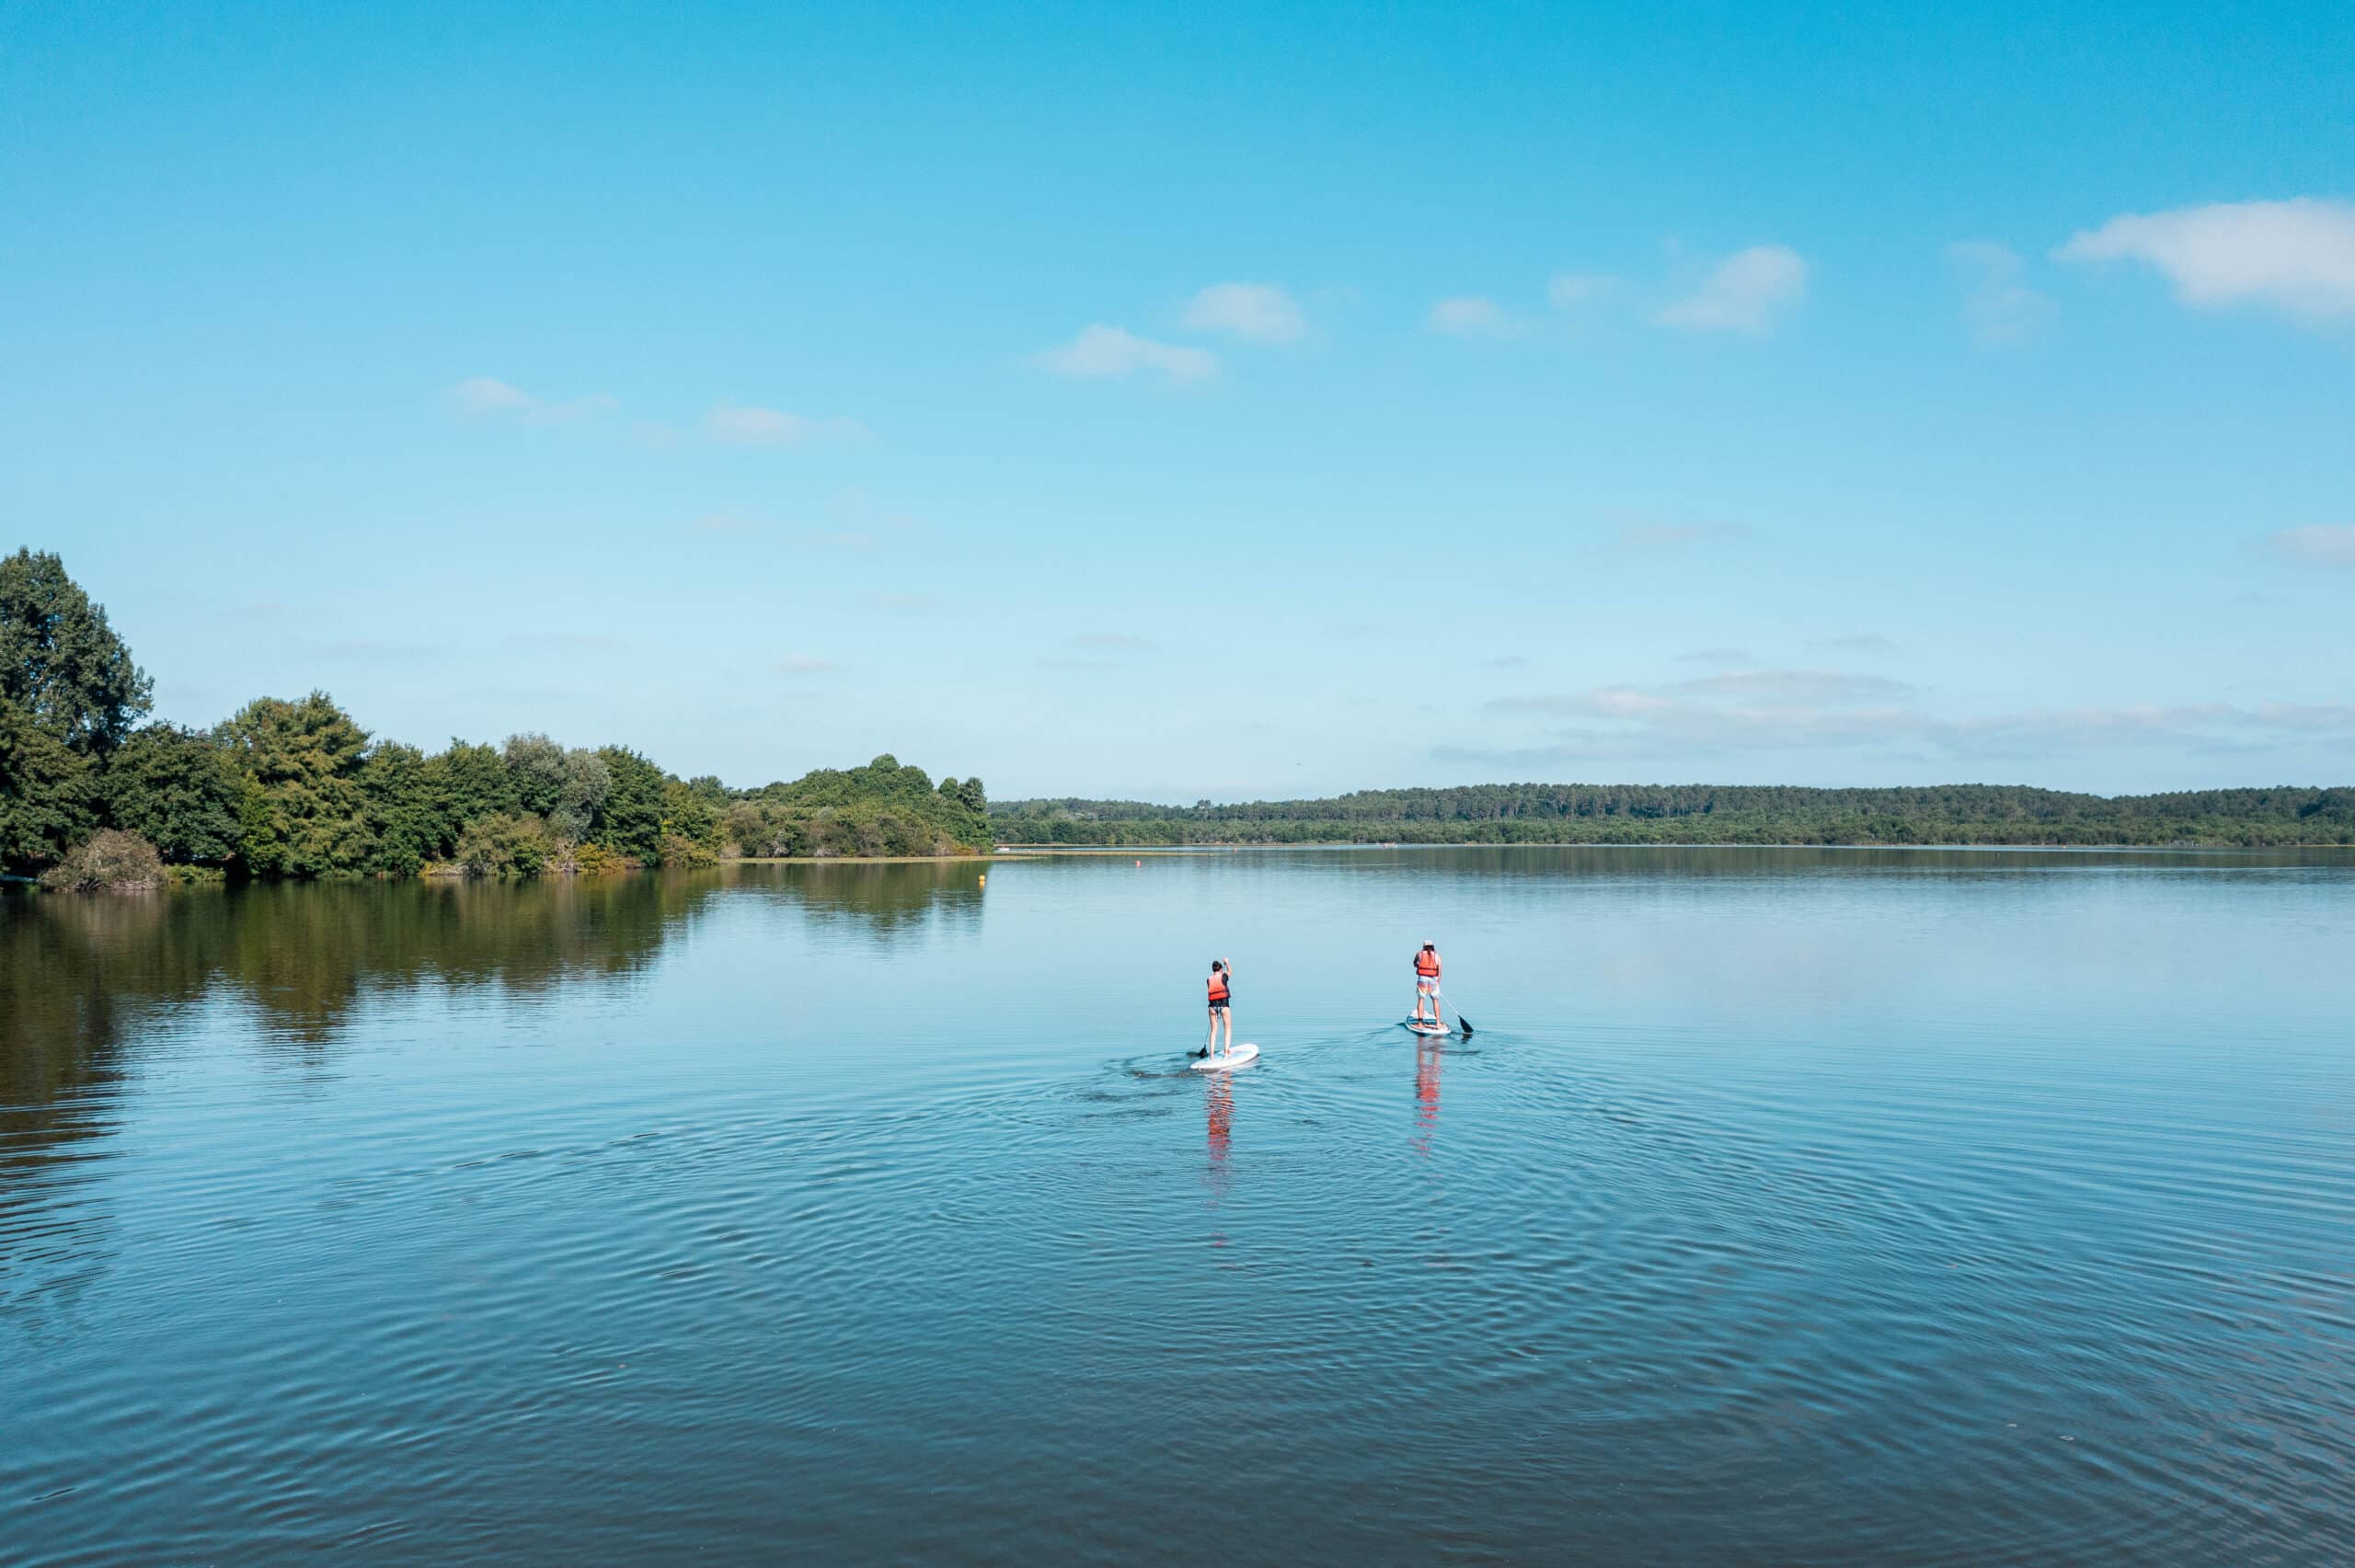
xmin=1457 ymin=1016 xmax=1474 ymax=1037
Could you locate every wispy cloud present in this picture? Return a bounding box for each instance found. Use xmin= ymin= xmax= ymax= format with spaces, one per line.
xmin=690 ymin=512 xmax=758 ymax=533
xmin=1655 ymin=246 xmax=1809 ymax=335
xmin=1616 ymin=519 xmax=1749 ymax=548
xmin=1181 ymin=282 xmax=1307 ymax=344
xmin=1808 ymin=633 xmax=1903 ymax=657
xmin=2269 ymin=524 xmax=2355 ymax=567
xmin=1493 ymin=670 xmax=1917 ymax=716
xmin=1072 ymin=631 xmax=1157 ymax=652
xmin=706 ymin=404 xmax=867 ymax=447
xmin=317 ymin=637 xmax=442 ymax=664
xmin=1429 ymin=295 xmax=1515 ymax=338
xmin=1674 ymin=647 xmax=1757 ymax=667
xmin=1031 ymin=325 xmax=1217 ymax=383
xmin=2057 ymin=199 xmax=2355 ymax=326
xmin=501 ymin=631 xmax=621 ymax=652
xmin=1470 ymin=663 xmax=2355 ymax=766
xmin=1548 ymin=272 xmax=1614 ymax=310
xmin=787 ymin=530 xmax=877 ymax=553
xmin=775 ymin=654 xmax=839 ymax=675
xmin=1487 ymin=654 xmax=1531 ymax=669
xmin=1945 ymin=241 xmax=2056 ymax=346
xmin=449 ymin=376 xmax=617 ymax=423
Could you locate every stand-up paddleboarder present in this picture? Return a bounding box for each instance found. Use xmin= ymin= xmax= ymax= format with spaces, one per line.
xmin=1411 ymin=942 xmax=1442 ymax=1027
xmin=1203 ymin=958 xmax=1235 ymax=1058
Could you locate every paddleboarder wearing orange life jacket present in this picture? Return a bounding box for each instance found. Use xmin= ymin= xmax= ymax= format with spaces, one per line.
xmin=1201 ymin=957 xmax=1235 ymax=1059
xmin=1411 ymin=942 xmax=1442 ymax=1027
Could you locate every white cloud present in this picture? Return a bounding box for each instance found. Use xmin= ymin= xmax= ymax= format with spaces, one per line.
xmin=1031 ymin=325 xmax=1217 ymax=383
xmin=2056 ymin=199 xmax=2355 ymax=324
xmin=2270 ymin=524 xmax=2355 ymax=567
xmin=775 ymin=654 xmax=838 ymax=675
xmin=453 ymin=375 xmax=534 ymax=414
xmin=1429 ymin=296 xmax=1514 ymax=338
xmin=1548 ymin=272 xmax=1614 ymax=309
xmin=1181 ymin=282 xmax=1307 ymax=344
xmin=1654 ymin=246 xmax=1809 ymax=335
xmin=1945 ymin=242 xmax=2056 ymax=346
xmin=706 ymin=405 xmax=866 ymax=447
xmin=450 ymin=376 xmax=616 ymax=422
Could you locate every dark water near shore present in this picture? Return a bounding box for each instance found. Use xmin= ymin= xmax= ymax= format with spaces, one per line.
xmin=6 ymin=848 xmax=2354 ymax=1564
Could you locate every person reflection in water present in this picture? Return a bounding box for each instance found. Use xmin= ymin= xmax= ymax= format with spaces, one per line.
xmin=1206 ymin=1072 xmax=1233 ymax=1164
xmin=1412 ymin=1037 xmax=1442 ymax=1158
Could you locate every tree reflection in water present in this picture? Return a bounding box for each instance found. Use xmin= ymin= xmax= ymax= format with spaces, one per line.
xmin=0 ymin=860 xmax=987 ymax=1321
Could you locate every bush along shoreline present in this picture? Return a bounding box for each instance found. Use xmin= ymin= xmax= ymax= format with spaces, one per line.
xmin=1 ymin=550 xmax=992 ymax=889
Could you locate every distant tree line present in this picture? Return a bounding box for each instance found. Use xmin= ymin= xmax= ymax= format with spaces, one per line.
xmin=0 ymin=550 xmax=990 ymax=885
xmin=993 ymin=782 xmax=2355 ymax=848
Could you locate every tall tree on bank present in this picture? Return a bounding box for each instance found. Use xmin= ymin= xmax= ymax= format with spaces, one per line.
xmin=0 ymin=549 xmax=152 ymax=757
xmin=216 ymin=692 xmax=376 ymax=876
xmin=100 ymin=723 xmax=243 ymax=864
xmin=0 ymin=693 xmax=94 ymax=868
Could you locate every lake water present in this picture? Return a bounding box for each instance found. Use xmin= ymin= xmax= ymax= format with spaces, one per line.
xmin=6 ymin=848 xmax=2354 ymax=1564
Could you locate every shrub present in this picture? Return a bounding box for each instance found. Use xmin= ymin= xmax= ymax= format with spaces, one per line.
xmin=452 ymin=812 xmax=553 ymax=878
xmin=39 ymin=828 xmax=165 ymax=892
xmin=658 ymin=830 xmax=718 ymax=868
xmin=570 ymin=840 xmax=631 ymax=876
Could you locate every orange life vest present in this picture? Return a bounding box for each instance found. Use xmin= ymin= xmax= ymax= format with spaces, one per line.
xmin=1414 ymin=949 xmax=1441 ymax=978
xmin=1207 ymin=971 xmax=1230 ymax=1002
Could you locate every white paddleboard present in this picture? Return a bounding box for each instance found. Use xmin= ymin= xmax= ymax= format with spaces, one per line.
xmin=1191 ymin=1043 xmax=1260 ymax=1070
xmin=1401 ymin=1020 xmax=1449 ymax=1036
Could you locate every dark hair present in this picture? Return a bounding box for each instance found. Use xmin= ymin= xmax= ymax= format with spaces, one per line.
xmin=1422 ymin=943 xmax=1434 ymax=950
xmin=1211 ymin=960 xmax=1224 ymax=972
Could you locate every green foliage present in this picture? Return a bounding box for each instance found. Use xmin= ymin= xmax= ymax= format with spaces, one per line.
xmin=216 ymin=692 xmax=378 ymax=876
xmin=0 ymin=549 xmax=153 ymax=756
xmin=359 ymin=741 xmax=437 ymax=876
xmin=592 ymin=747 xmax=671 ymax=864
xmin=658 ymin=830 xmax=718 ymax=868
xmin=504 ymin=733 xmax=609 ymax=841
xmin=991 ymin=783 xmax=2355 ymax=849
xmin=0 ymin=692 xmax=96 ymax=868
xmin=101 ymin=723 xmax=243 ymax=863
xmin=430 ymin=740 xmax=520 ymax=835
xmin=730 ymin=754 xmax=989 ymax=856
xmin=452 ymin=812 xmax=553 ymax=878
xmin=39 ymin=828 xmax=165 ymax=892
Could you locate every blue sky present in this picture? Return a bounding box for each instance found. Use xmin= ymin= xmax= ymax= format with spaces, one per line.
xmin=4 ymin=1 xmax=2350 ymax=799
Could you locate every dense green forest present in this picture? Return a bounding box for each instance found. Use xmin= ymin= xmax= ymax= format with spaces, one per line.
xmin=993 ymin=783 xmax=2355 ymax=848
xmin=0 ymin=551 xmax=990 ymax=886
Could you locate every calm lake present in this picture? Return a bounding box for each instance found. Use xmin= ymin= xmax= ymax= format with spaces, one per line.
xmin=6 ymin=848 xmax=2353 ymax=1564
